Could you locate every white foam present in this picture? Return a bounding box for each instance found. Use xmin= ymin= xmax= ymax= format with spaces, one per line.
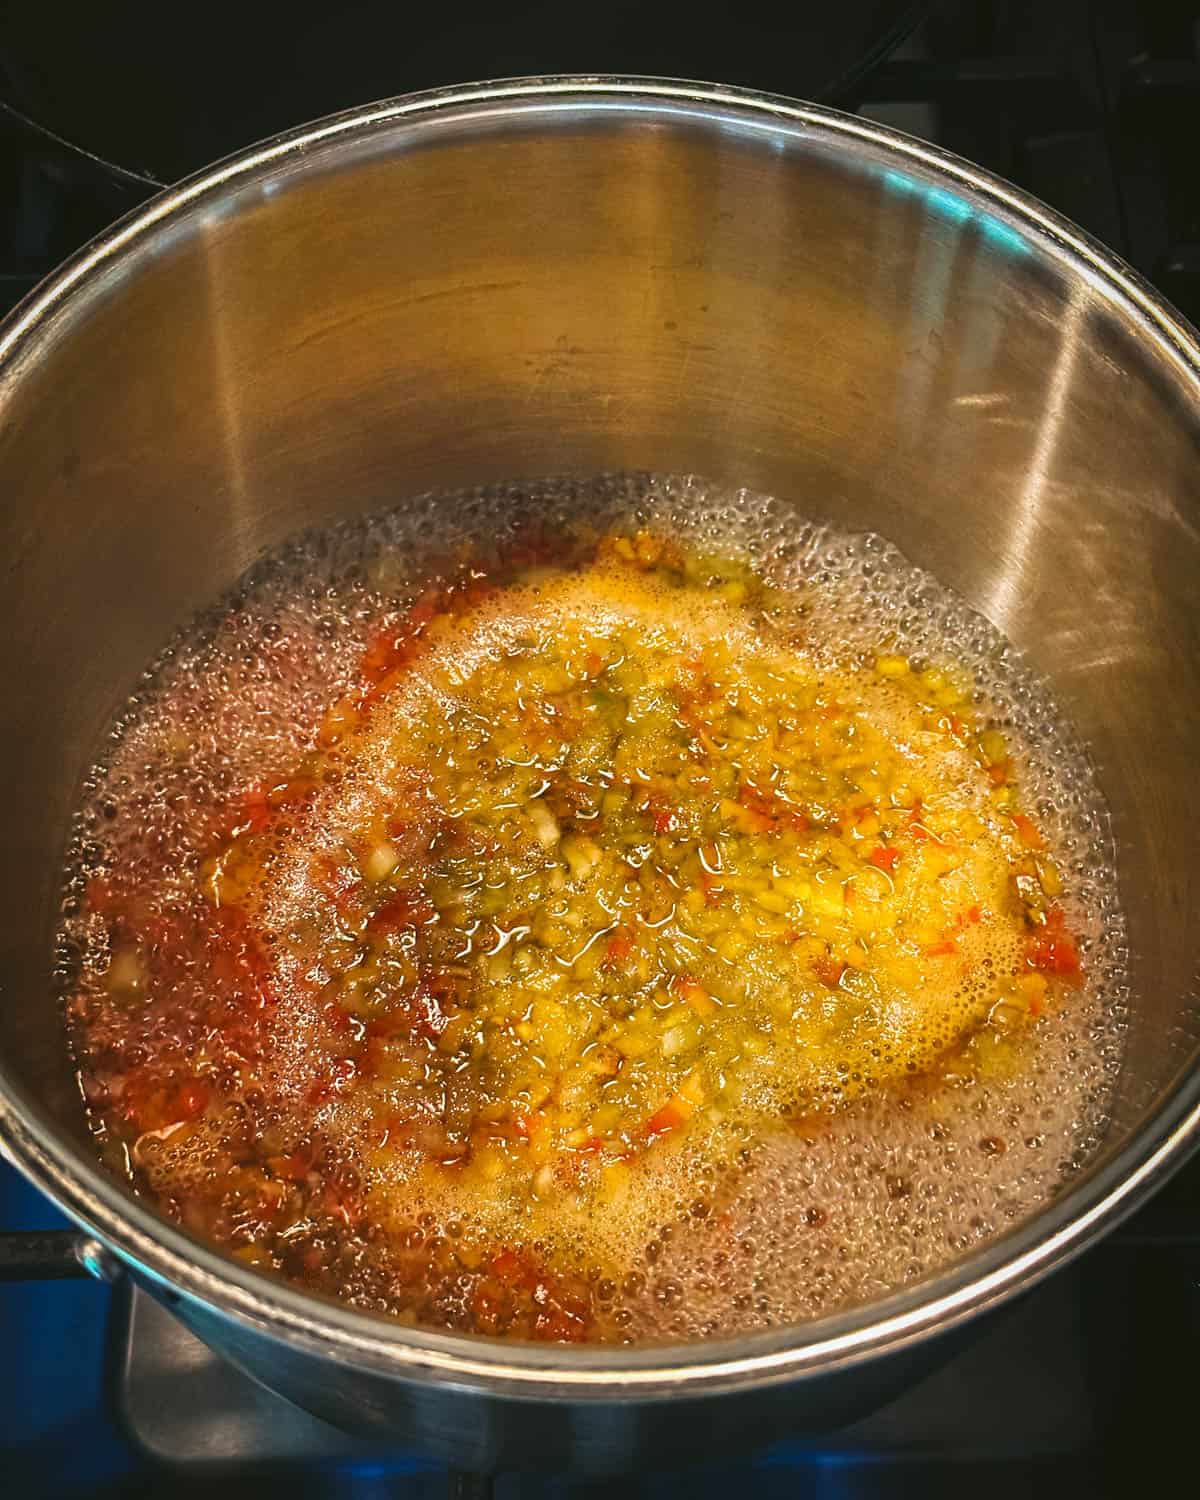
xmin=57 ymin=473 xmax=1128 ymax=1342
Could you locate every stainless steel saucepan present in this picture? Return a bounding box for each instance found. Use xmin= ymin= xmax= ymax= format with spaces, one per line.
xmin=2 ymin=78 xmax=1199 ymax=1473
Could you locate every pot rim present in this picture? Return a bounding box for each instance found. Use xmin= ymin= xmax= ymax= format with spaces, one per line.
xmin=3 ymin=74 xmax=1200 ymax=1401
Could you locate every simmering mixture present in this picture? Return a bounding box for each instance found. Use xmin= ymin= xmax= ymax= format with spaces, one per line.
xmin=59 ymin=476 xmax=1127 ymax=1343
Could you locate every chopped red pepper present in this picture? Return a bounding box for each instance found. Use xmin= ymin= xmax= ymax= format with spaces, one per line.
xmin=232 ymin=775 xmax=319 ymax=838
xmin=675 ymin=976 xmax=717 ymax=1017
xmin=1027 ymin=908 xmax=1083 ymax=986
xmin=172 ymin=1078 xmax=211 ymax=1120
xmin=908 ymin=813 xmax=951 ymax=847
xmin=735 ymin=783 xmax=777 ymax=833
xmin=1012 ymin=813 xmax=1045 ymax=850
xmin=700 ymin=869 xmax=723 ymax=905
xmin=471 ymin=1286 xmax=506 ymax=1335
xmin=812 ymin=955 xmax=846 ymax=989
xmin=367 ymin=888 xmax=437 ymax=933
xmin=238 ymin=786 xmax=272 ymax=834
xmin=603 ymin=928 xmax=636 ymax=967
xmin=267 ymin=1149 xmax=312 ymax=1182
xmin=409 ymin=990 xmax=451 ymax=1042
xmin=490 ymin=1247 xmax=539 ymax=1290
xmin=867 ymin=845 xmax=900 ymax=873
xmin=652 ymin=804 xmax=679 ymax=836
xmin=645 ymin=1100 xmax=689 ymax=1141
xmin=533 ymin=1303 xmax=590 ymax=1343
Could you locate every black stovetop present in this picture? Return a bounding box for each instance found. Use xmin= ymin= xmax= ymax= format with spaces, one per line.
xmin=3 ymin=3 xmax=1200 ymax=1495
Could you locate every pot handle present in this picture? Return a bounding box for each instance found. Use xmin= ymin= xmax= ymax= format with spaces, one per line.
xmin=0 ymin=1229 xmax=120 ymax=1282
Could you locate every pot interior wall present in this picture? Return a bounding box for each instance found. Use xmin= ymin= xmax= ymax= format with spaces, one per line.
xmin=2 ymin=95 xmax=1198 ymax=1184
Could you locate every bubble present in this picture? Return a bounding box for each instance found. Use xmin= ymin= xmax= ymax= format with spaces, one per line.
xmin=56 ymin=471 xmax=1128 ymax=1345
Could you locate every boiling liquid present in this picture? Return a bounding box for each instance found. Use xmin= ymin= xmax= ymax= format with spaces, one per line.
xmin=58 ymin=474 xmax=1127 ymax=1342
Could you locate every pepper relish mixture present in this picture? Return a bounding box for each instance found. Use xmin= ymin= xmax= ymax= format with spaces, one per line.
xmin=61 ymin=481 xmax=1123 ymax=1344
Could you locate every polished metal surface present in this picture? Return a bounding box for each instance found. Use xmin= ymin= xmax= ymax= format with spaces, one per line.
xmin=115 ymin=1276 xmax=1093 ymax=1466
xmin=1 ymin=77 xmax=1200 ymax=1469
